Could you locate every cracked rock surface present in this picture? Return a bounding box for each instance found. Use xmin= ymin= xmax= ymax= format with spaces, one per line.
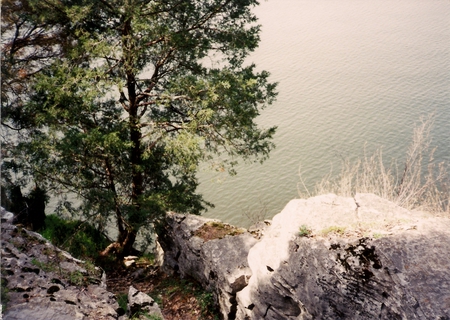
xmin=159 ymin=213 xmax=256 ymax=319
xmin=1 ymin=208 xmax=119 ymax=320
xmin=160 ymin=193 xmax=450 ymax=320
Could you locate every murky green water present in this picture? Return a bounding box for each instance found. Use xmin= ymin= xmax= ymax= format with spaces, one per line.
xmin=198 ymin=0 xmax=450 ymax=227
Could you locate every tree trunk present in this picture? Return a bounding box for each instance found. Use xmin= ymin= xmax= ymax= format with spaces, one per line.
xmin=117 ymin=15 xmax=143 ymax=257
xmin=100 ymin=227 xmax=137 ymax=258
xmin=121 ymin=229 xmax=137 ymax=257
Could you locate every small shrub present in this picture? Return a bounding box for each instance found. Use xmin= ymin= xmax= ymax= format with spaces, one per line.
xmin=298 ymin=225 xmax=312 ymax=237
xmin=68 ymin=271 xmax=85 ymax=286
xmin=147 ymin=274 xmax=220 ymax=319
xmin=372 ymin=233 xmax=384 ymax=239
xmin=136 ymin=253 xmax=155 ymax=266
xmin=83 ymin=260 xmax=97 ymax=274
xmin=196 ymin=291 xmax=215 ymax=317
xmin=116 ymin=292 xmax=128 ymax=313
xmin=42 ymin=247 xmax=56 ymax=256
xmin=130 ymin=311 xmax=163 ymax=320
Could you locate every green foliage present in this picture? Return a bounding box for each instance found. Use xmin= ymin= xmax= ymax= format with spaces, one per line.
xmin=136 ymin=253 xmax=155 ymax=266
xmin=32 ymin=258 xmax=98 ymax=287
xmin=298 ymin=225 xmax=312 ymax=237
xmin=130 ymin=311 xmax=163 ymax=320
xmin=2 ymin=0 xmax=277 ymax=255
xmin=116 ymin=293 xmax=128 ymax=313
xmin=83 ymin=260 xmax=97 ymax=274
xmin=41 ymin=215 xmax=110 ymax=261
xmin=31 ymin=258 xmax=56 ymax=272
xmin=196 ymin=291 xmax=216 ymax=318
xmin=68 ymin=271 xmax=85 ymax=286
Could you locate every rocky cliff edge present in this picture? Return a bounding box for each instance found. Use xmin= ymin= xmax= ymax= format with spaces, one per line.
xmin=159 ymin=193 xmax=450 ymax=320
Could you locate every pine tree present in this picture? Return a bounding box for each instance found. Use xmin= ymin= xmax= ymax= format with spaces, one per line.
xmin=2 ymin=0 xmax=277 ymax=257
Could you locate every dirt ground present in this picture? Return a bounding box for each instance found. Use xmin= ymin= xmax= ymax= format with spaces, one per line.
xmin=106 ymin=265 xmax=219 ymax=320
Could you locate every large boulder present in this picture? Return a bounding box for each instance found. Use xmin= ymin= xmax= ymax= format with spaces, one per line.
xmin=159 ymin=213 xmax=257 ymax=319
xmin=160 ymin=194 xmax=450 ymax=319
xmin=238 ymin=193 xmax=450 ymax=319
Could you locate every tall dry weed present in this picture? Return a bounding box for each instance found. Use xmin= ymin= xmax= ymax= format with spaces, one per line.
xmin=298 ymin=115 xmax=449 ymax=215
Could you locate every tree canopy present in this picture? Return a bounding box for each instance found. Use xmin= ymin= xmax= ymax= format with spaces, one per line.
xmin=1 ymin=0 xmax=277 ymax=256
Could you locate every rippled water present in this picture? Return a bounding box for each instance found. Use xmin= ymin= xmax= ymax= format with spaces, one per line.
xmin=198 ymin=0 xmax=450 ymax=227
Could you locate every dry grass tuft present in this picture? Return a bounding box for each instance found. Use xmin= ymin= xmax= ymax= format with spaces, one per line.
xmin=298 ymin=115 xmax=449 ymax=215
xmin=194 ymin=221 xmax=245 ymax=241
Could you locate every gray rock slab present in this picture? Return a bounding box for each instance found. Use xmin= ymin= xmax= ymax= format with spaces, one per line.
xmin=157 ymin=195 xmax=450 ymax=319
xmin=236 ymin=193 xmax=450 ymax=319
xmin=1 ymin=208 xmax=119 ymax=320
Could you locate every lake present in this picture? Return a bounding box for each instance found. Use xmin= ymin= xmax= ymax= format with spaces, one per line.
xmin=197 ymin=0 xmax=450 ymax=227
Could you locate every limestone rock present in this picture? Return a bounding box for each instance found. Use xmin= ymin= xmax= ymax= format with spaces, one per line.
xmin=1 ymin=207 xmax=14 ymax=223
xmin=160 ymin=194 xmax=450 ymax=320
xmin=236 ymin=193 xmax=450 ymax=319
xmin=127 ymin=286 xmax=164 ymax=319
xmin=202 ymin=233 xmax=257 ymax=318
xmin=124 ymin=256 xmax=139 ymax=268
xmin=159 ymin=212 xmax=257 ymax=319
xmin=1 ymin=208 xmax=120 ymax=320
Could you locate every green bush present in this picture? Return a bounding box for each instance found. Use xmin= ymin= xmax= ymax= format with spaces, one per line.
xmin=298 ymin=225 xmax=312 ymax=237
xmin=196 ymin=291 xmax=216 ymax=317
xmin=41 ymin=215 xmax=110 ymax=261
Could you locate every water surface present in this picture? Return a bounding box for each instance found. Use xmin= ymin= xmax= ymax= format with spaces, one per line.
xmin=198 ymin=0 xmax=450 ymax=227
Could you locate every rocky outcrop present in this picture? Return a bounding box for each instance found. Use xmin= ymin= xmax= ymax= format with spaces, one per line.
xmin=159 ymin=193 xmax=450 ymax=319
xmin=1 ymin=208 xmax=119 ymax=319
xmin=159 ymin=213 xmax=257 ymax=319
xmin=1 ymin=207 xmax=165 ymax=320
